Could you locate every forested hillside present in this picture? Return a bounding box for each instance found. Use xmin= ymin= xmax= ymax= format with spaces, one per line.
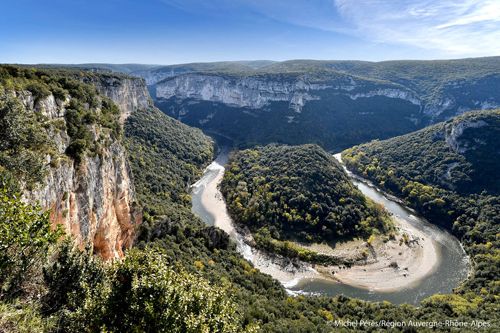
xmin=220 ymin=144 xmax=391 ymax=262
xmin=0 ymin=66 xmax=246 ymax=332
xmin=342 ymin=109 xmax=499 ymax=312
xmin=124 ymin=106 xmax=213 ymax=218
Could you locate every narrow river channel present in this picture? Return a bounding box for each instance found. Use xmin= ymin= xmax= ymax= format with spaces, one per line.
xmin=191 ymin=149 xmax=469 ymax=305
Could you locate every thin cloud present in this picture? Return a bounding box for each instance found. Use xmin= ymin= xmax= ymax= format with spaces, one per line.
xmin=159 ymin=0 xmax=500 ymax=58
xmin=333 ymin=0 xmax=500 ymax=56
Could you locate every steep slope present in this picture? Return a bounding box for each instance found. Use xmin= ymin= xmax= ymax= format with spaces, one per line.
xmin=263 ymin=57 xmax=500 ymax=120
xmin=121 ymin=108 xmax=495 ymax=332
xmin=0 ymin=66 xmax=147 ymax=259
xmin=142 ymin=57 xmax=500 ymax=150
xmin=343 ymin=109 xmax=500 ymax=196
xmin=342 ymin=109 xmax=499 ymax=296
xmin=221 ymin=144 xmax=391 ymax=252
xmin=153 ymin=70 xmax=420 ymax=150
xmin=124 ymin=106 xmax=214 ymax=222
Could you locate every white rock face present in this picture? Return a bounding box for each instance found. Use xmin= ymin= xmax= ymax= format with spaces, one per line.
xmin=89 ymin=76 xmax=152 ymax=123
xmin=348 ymin=89 xmax=421 ymax=106
xmin=445 ymin=119 xmax=488 ymax=153
xmin=423 ymin=97 xmax=499 ymax=119
xmin=155 ymin=73 xmax=420 ymax=113
xmin=19 ymin=77 xmax=150 ymax=259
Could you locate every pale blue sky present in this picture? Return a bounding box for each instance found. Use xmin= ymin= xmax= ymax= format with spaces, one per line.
xmin=1 ymin=0 xmax=499 ymax=64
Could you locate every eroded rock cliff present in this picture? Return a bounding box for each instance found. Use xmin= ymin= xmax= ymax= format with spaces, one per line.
xmin=19 ymin=76 xmax=149 ymax=259
xmin=154 ymin=73 xmax=419 ymax=113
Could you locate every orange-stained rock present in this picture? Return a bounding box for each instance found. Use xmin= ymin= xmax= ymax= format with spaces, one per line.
xmin=21 ymin=77 xmax=148 ymax=260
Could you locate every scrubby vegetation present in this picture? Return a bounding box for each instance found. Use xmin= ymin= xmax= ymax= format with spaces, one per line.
xmin=0 ymin=65 xmax=123 ymax=167
xmin=45 ymin=245 xmax=243 ymax=333
xmin=0 ymin=86 xmax=51 ymax=186
xmin=342 ymin=110 xmax=500 ymax=320
xmin=0 ymin=184 xmax=61 ymax=300
xmin=220 ymin=144 xmax=391 ymax=261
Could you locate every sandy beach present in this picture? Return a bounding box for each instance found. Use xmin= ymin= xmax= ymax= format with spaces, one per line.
xmin=199 ymin=157 xmax=237 ymax=237
xmin=310 ymin=217 xmax=439 ymax=292
xmin=195 ymin=157 xmax=320 ymax=285
xmin=195 ymin=152 xmax=441 ymax=294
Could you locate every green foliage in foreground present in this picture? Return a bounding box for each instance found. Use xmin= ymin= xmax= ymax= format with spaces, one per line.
xmin=0 ymin=301 xmax=55 ymax=333
xmin=47 ymin=246 xmax=246 ymax=333
xmin=0 ymin=187 xmax=60 ymax=300
xmin=221 ymin=144 xmax=391 ymax=251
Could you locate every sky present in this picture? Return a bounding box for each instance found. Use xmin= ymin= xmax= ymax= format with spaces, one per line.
xmin=1 ymin=0 xmax=499 ymax=64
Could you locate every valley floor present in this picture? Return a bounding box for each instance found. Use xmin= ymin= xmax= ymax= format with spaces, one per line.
xmin=193 ymin=151 xmax=441 ymax=294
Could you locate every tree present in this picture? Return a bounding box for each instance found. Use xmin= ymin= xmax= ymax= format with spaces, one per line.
xmin=0 ymin=187 xmax=60 ymax=299
xmin=61 ymin=248 xmax=251 ymax=333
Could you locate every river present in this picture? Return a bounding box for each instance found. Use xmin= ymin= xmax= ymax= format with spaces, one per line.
xmin=191 ymin=149 xmax=469 ymax=305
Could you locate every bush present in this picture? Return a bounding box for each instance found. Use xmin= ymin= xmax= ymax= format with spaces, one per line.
xmin=60 ymin=248 xmax=246 ymax=333
xmin=0 ymin=188 xmax=61 ymax=299
xmin=25 ymin=81 xmax=51 ymax=101
xmin=42 ymin=240 xmax=105 ymax=315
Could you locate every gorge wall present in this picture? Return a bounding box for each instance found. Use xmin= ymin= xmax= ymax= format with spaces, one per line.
xmin=135 ymin=58 xmax=500 ymax=150
xmin=151 ymin=72 xmax=423 ymax=150
xmin=20 ymin=75 xmax=151 ymax=259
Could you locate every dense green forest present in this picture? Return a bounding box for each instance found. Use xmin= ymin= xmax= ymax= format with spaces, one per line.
xmin=124 ymin=106 xmax=214 ymax=219
xmin=342 ymin=110 xmax=500 ymax=323
xmin=220 ymin=144 xmax=391 ymax=262
xmin=1 ymin=67 xmax=499 ymax=332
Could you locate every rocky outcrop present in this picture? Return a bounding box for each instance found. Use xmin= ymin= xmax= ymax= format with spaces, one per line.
xmin=445 ymin=119 xmax=488 ymax=154
xmin=134 ymin=68 xmax=193 ymax=86
xmin=85 ymin=75 xmax=152 ymax=123
xmin=154 ymin=73 xmax=418 ymax=113
xmin=348 ymin=88 xmax=420 ymax=106
xmin=24 ymin=139 xmax=140 ymax=259
xmin=20 ymin=77 xmax=149 ymax=259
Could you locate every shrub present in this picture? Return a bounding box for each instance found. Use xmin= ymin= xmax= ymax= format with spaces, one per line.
xmin=60 ymin=248 xmax=245 ymax=333
xmin=0 ymin=188 xmax=61 ymax=299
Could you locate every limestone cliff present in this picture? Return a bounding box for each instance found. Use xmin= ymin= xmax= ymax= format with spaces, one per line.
xmin=154 ymin=73 xmax=418 ymax=113
xmin=445 ymin=119 xmax=488 ymax=154
xmin=19 ymin=76 xmax=150 ymax=259
xmin=84 ymin=75 xmax=152 ymax=122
